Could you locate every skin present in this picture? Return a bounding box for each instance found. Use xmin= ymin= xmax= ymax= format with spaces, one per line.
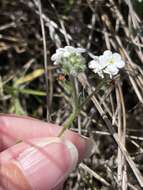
xmin=0 ymin=114 xmax=93 ymax=190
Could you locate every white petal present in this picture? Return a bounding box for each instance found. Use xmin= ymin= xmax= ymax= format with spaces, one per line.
xmin=55 ymin=48 xmax=65 ymax=55
xmin=53 ymin=61 xmax=58 ymax=65
xmin=65 ymin=46 xmax=76 ymax=53
xmin=88 ymin=52 xmax=98 ymax=59
xmin=56 ymin=48 xmax=64 ymax=52
xmin=104 ymin=65 xmax=119 ymax=75
xmin=88 ymin=60 xmax=99 ymax=69
xmin=51 ymin=51 xmax=63 ymax=61
xmin=93 ymin=68 xmax=100 ymax=73
xmin=103 ymin=50 xmax=112 ymax=57
xmin=64 ymin=46 xmax=74 ymax=49
xmin=116 ymin=60 xmax=125 ymax=68
xmin=98 ymin=71 xmax=104 ymax=78
xmin=76 ymin=48 xmax=86 ymax=53
xmin=93 ymin=69 xmax=104 ymax=78
xmin=99 ymin=55 xmax=109 ymax=67
xmin=113 ymin=53 xmax=121 ymax=61
xmin=51 ymin=53 xmax=58 ymax=61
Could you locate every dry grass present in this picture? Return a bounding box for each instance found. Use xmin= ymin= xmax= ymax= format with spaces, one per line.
xmin=0 ymin=0 xmax=143 ymax=189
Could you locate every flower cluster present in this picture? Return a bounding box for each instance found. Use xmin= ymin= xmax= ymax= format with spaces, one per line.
xmin=51 ymin=46 xmax=86 ymax=76
xmin=88 ymin=50 xmax=125 ymax=78
xmin=51 ymin=47 xmax=125 ymax=78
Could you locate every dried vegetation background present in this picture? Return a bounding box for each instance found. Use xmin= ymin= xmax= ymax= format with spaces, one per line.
xmin=0 ymin=0 xmax=143 ymax=189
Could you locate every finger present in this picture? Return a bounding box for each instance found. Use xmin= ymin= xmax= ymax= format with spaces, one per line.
xmin=0 ymin=114 xmax=94 ymax=161
xmin=53 ymin=184 xmax=64 ymax=190
xmin=0 ymin=137 xmax=78 ymax=190
xmin=51 ymin=181 xmax=64 ymax=190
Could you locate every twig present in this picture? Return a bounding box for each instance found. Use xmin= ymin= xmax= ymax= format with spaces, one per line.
xmin=116 ymin=81 xmax=127 ymax=190
xmin=37 ymin=0 xmax=49 ymax=120
xmin=80 ymin=163 xmax=110 ymax=187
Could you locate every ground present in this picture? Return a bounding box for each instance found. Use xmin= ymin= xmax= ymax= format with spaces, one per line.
xmin=0 ymin=0 xmax=143 ymax=189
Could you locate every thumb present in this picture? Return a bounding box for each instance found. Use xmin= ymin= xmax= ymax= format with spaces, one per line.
xmin=0 ymin=137 xmax=78 ymax=190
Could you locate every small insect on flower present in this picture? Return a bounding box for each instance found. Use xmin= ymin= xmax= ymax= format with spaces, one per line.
xmin=57 ymin=74 xmax=65 ymax=81
xmin=51 ymin=46 xmax=86 ymax=76
xmin=88 ymin=50 xmax=125 ymax=78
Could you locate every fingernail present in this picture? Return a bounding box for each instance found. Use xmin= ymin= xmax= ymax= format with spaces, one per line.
xmin=13 ymin=138 xmax=78 ymax=190
xmin=80 ymin=135 xmax=95 ymax=159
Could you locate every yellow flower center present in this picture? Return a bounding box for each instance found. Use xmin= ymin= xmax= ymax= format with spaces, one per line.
xmin=108 ymin=58 xmax=115 ymax=64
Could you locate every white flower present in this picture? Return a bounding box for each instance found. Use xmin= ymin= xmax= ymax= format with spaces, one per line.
xmin=51 ymin=46 xmax=85 ymax=65
xmin=51 ymin=46 xmax=86 ymax=75
xmin=88 ymin=50 xmax=125 ymax=78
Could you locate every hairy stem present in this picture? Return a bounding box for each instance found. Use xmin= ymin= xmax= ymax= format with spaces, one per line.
xmin=58 ymin=109 xmax=79 ymax=137
xmin=58 ymin=79 xmax=110 ymax=137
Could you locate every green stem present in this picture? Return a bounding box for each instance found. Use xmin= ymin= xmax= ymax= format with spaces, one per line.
xmin=69 ymin=75 xmax=78 ymax=109
xmin=58 ymin=78 xmax=111 ymax=137
xmin=58 ymin=109 xmax=79 ymax=137
xmin=58 ymin=75 xmax=79 ymax=137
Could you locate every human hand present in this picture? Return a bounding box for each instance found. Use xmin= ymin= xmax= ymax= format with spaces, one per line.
xmin=0 ymin=114 xmax=93 ymax=190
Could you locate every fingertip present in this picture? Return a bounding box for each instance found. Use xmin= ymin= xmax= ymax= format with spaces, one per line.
xmin=0 ymin=162 xmax=31 ymax=190
xmin=1 ymin=138 xmax=78 ymax=190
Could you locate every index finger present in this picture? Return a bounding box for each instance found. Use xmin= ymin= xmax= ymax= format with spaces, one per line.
xmin=0 ymin=114 xmax=93 ymax=161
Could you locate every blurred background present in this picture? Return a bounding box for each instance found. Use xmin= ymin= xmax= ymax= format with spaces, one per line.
xmin=0 ymin=0 xmax=143 ymax=189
